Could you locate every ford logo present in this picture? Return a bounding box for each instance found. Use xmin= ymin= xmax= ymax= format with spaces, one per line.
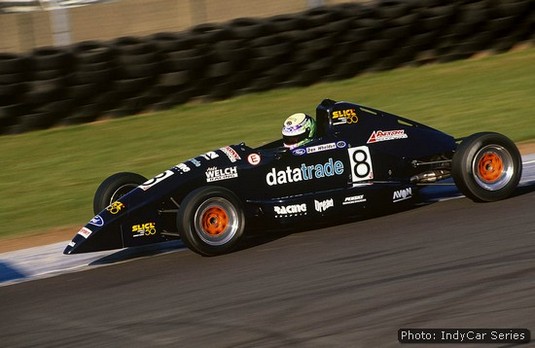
xmin=89 ymin=215 xmax=104 ymax=227
xmin=292 ymin=148 xmax=306 ymax=156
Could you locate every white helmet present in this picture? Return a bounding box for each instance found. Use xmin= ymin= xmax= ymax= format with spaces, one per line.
xmin=282 ymin=113 xmax=317 ymax=149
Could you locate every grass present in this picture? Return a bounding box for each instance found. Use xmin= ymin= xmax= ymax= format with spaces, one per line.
xmin=1 ymin=47 xmax=534 ymax=239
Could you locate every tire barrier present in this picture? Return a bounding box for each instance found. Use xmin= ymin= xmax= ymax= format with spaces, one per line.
xmin=0 ymin=0 xmax=533 ymax=134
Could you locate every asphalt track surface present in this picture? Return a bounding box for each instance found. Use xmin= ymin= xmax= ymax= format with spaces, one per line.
xmin=1 ymin=177 xmax=534 ymax=346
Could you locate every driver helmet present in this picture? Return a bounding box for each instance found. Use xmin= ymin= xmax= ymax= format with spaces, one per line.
xmin=282 ymin=113 xmax=316 ymax=149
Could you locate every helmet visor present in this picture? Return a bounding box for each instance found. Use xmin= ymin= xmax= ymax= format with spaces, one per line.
xmin=283 ymin=132 xmax=309 ymax=147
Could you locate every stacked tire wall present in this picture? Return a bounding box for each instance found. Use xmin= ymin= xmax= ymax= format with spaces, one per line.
xmin=0 ymin=0 xmax=533 ymax=135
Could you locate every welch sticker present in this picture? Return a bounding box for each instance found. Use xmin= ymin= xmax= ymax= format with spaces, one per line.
xmin=206 ymin=166 xmax=238 ymax=182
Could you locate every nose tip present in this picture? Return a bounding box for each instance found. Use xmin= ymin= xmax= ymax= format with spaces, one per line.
xmin=63 ymin=242 xmax=76 ymax=255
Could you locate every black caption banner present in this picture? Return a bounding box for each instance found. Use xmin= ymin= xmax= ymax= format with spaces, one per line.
xmin=398 ymin=328 xmax=530 ymax=344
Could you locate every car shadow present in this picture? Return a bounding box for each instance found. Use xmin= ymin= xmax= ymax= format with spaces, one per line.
xmin=89 ymin=240 xmax=186 ymax=265
xmin=512 ymin=180 xmax=535 ymax=197
xmin=234 ymin=203 xmax=424 ymax=254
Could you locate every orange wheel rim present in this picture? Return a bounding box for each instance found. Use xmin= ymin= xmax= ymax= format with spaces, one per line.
xmin=201 ymin=206 xmax=229 ymax=236
xmin=194 ymin=197 xmax=239 ymax=246
xmin=472 ymin=145 xmax=515 ymax=192
xmin=477 ymin=152 xmax=503 ymax=183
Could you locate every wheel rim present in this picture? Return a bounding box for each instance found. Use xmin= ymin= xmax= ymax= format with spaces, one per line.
xmin=194 ymin=197 xmax=239 ymax=246
xmin=110 ymin=184 xmax=138 ymax=205
xmin=472 ymin=145 xmax=514 ymax=191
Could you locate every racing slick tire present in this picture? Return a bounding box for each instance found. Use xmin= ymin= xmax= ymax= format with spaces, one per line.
xmin=177 ymin=186 xmax=245 ymax=256
xmin=452 ymin=132 xmax=522 ymax=202
xmin=93 ymin=172 xmax=147 ymax=214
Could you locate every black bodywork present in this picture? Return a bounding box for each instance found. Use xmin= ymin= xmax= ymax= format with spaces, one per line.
xmin=64 ymin=99 xmax=459 ymax=255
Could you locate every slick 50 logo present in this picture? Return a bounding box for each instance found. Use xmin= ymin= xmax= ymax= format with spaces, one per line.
xmin=132 ymin=222 xmax=156 ymax=237
xmin=332 ymin=109 xmax=358 ymax=125
xmin=266 ymin=158 xmax=344 ymax=186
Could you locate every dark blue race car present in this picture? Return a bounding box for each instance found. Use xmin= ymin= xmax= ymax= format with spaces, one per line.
xmin=64 ymin=99 xmax=522 ymax=256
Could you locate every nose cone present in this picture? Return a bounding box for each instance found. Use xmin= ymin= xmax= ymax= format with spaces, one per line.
xmin=63 ymin=224 xmax=124 ymax=255
xmin=63 ymin=235 xmax=84 ymax=255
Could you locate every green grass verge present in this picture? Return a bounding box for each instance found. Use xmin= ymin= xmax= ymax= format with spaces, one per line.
xmin=1 ymin=48 xmax=534 ymax=239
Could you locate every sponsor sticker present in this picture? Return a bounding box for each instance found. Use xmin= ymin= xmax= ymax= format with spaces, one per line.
xmin=174 ymin=162 xmax=190 ymax=173
xmin=190 ymin=158 xmax=202 ymax=167
xmin=266 ymin=158 xmax=344 ymax=186
xmin=247 ymin=153 xmax=261 ymax=165
xmin=306 ymin=143 xmax=337 ymax=154
xmin=332 ymin=109 xmax=358 ymax=125
xmin=106 ymin=201 xmax=125 ymax=214
xmin=315 ymin=199 xmax=334 ymax=213
xmin=89 ymin=215 xmax=104 ymax=227
xmin=393 ymin=187 xmax=412 ymax=202
xmin=342 ymin=195 xmax=366 ymax=205
xmin=367 ymin=129 xmax=408 ymax=143
xmin=77 ymin=227 xmax=92 ymax=239
xmin=132 ymin=222 xmax=156 ymax=237
xmin=274 ymin=204 xmax=307 ymax=217
xmin=220 ymin=146 xmax=241 ymax=163
xmin=206 ymin=166 xmax=238 ymax=182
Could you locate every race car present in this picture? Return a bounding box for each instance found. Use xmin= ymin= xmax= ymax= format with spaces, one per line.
xmin=64 ymin=99 xmax=522 ymax=256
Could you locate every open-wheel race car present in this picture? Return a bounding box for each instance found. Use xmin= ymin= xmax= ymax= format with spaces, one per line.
xmin=64 ymin=99 xmax=522 ymax=256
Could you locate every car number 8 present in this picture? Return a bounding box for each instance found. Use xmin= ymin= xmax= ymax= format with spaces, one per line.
xmin=348 ymin=146 xmax=373 ymax=182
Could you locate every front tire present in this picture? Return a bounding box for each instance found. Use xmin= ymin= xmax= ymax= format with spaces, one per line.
xmin=177 ymin=186 xmax=245 ymax=256
xmin=93 ymin=172 xmax=147 ymax=214
xmin=452 ymin=132 xmax=522 ymax=202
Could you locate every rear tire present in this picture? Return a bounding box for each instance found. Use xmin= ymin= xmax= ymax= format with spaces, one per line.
xmin=93 ymin=172 xmax=147 ymax=214
xmin=452 ymin=132 xmax=522 ymax=202
xmin=177 ymin=186 xmax=245 ymax=256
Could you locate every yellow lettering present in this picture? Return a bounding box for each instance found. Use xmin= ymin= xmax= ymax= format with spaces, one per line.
xmin=333 ymin=109 xmax=356 ymax=119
